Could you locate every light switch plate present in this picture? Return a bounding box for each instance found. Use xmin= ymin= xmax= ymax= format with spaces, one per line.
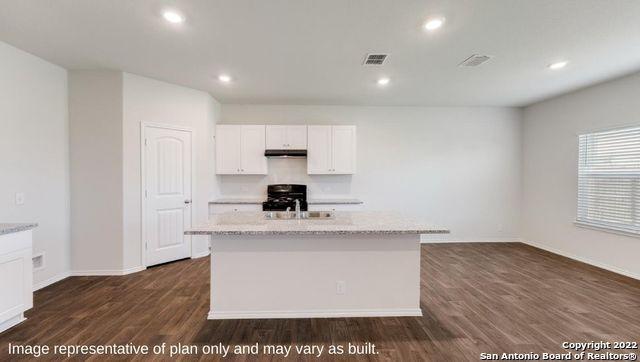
xmin=15 ymin=192 xmax=25 ymax=205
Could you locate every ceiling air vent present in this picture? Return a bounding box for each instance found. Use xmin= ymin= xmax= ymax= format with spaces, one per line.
xmin=363 ymin=53 xmax=388 ymax=65
xmin=459 ymin=54 xmax=492 ymax=67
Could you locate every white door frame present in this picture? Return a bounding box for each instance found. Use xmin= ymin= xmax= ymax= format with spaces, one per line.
xmin=140 ymin=122 xmax=195 ymax=268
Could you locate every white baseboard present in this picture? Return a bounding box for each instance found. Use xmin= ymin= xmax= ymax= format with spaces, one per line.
xmin=208 ymin=308 xmax=423 ymax=320
xmin=33 ymin=266 xmax=147 ymax=288
xmin=33 ymin=271 xmax=71 ymax=291
xmin=420 ymin=237 xmax=522 ymax=244
xmin=522 ymin=239 xmax=640 ymax=281
xmin=70 ymin=265 xmax=145 ymax=276
xmin=191 ymin=250 xmax=211 ymax=259
xmin=0 ymin=314 xmax=25 ymax=334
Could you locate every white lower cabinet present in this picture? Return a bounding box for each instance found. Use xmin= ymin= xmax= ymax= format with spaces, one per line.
xmin=308 ymin=204 xmax=363 ymax=212
xmin=0 ymin=230 xmax=33 ymax=333
xmin=209 ymin=203 xmax=363 ymax=215
xmin=209 ymin=204 xmax=262 ymax=215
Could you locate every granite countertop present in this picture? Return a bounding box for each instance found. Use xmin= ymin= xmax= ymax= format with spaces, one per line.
xmin=186 ymin=211 xmax=448 ymax=236
xmin=0 ymin=223 xmax=38 ymax=236
xmin=210 ymin=198 xmax=364 ymax=205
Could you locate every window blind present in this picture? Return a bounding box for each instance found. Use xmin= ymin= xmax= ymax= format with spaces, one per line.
xmin=577 ymin=126 xmax=640 ymax=234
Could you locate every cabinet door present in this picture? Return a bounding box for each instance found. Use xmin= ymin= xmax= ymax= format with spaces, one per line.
xmin=210 ymin=204 xmax=262 ymax=215
xmin=308 ymin=204 xmax=363 ymax=212
xmin=332 ymin=126 xmax=356 ymax=174
xmin=240 ymin=125 xmax=268 ymax=174
xmin=307 ymin=126 xmax=332 ymax=174
xmin=286 ymin=126 xmax=308 ymax=149
xmin=215 ymin=125 xmax=242 ymax=174
xmin=265 ymin=125 xmax=287 ymax=149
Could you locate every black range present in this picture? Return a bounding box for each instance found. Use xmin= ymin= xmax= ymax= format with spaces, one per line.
xmin=262 ymin=184 xmax=308 ymax=211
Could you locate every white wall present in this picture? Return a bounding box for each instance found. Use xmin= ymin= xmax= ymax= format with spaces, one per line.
xmin=219 ymin=105 xmax=523 ymax=241
xmin=0 ymin=41 xmax=70 ymax=288
xmin=69 ymin=70 xmax=124 ymax=272
xmin=122 ymin=73 xmax=220 ymax=269
xmin=522 ymin=71 xmax=640 ymax=279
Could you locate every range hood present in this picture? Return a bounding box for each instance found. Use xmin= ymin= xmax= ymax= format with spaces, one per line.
xmin=264 ymin=149 xmax=307 ymax=158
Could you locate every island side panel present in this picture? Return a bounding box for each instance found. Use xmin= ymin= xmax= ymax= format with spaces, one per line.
xmin=208 ymin=233 xmax=421 ymax=319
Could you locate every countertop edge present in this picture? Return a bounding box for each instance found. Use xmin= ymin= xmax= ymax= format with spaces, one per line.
xmin=186 ymin=229 xmax=449 ymax=236
xmin=0 ymin=223 xmax=38 ymax=236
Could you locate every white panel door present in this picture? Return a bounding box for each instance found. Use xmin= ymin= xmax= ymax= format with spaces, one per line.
xmin=286 ymin=125 xmax=308 ymax=149
xmin=266 ymin=125 xmax=288 ymax=149
xmin=332 ymin=126 xmax=356 ymax=174
xmin=215 ymin=125 xmax=242 ymax=174
xmin=307 ymin=125 xmax=332 ymax=174
xmin=240 ymin=125 xmax=267 ymax=174
xmin=144 ymin=125 xmax=192 ymax=266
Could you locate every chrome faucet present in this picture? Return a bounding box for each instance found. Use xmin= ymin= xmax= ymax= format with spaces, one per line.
xmin=294 ymin=199 xmax=301 ymax=219
xmin=285 ymin=206 xmax=291 ymax=213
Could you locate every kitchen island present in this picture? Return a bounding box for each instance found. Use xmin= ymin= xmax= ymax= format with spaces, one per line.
xmin=186 ymin=211 xmax=448 ymax=319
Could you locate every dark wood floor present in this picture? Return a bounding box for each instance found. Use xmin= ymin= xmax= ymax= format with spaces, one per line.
xmin=1 ymin=243 xmax=638 ymax=361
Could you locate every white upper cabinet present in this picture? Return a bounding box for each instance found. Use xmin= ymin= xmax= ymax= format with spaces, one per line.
xmin=240 ymin=125 xmax=268 ymax=174
xmin=215 ymin=125 xmax=242 ymax=174
xmin=215 ymin=125 xmax=267 ymax=175
xmin=286 ymin=126 xmax=308 ymax=149
xmin=265 ymin=125 xmax=287 ymax=149
xmin=307 ymin=125 xmax=356 ymax=174
xmin=331 ymin=126 xmax=357 ymax=174
xmin=307 ymin=126 xmax=332 ymax=174
xmin=266 ymin=125 xmax=308 ymax=149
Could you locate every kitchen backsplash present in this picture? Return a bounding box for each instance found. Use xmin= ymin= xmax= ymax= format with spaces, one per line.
xmin=216 ymin=158 xmax=354 ymax=198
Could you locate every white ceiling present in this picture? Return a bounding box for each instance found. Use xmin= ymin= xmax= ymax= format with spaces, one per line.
xmin=1 ymin=0 xmax=640 ymax=106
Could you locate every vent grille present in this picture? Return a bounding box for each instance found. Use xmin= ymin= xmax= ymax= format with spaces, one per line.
xmin=363 ymin=53 xmax=388 ymax=65
xmin=459 ymin=54 xmax=492 ymax=67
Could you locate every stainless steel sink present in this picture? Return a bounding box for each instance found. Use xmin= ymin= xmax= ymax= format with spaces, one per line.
xmin=264 ymin=211 xmax=334 ymax=220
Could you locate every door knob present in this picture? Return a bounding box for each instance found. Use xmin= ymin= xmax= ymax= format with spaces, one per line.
xmin=184 ymin=199 xmax=192 ymax=204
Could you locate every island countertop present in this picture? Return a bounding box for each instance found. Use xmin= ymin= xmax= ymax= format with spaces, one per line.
xmin=185 ymin=211 xmax=449 ymax=236
xmin=0 ymin=223 xmax=38 ymax=236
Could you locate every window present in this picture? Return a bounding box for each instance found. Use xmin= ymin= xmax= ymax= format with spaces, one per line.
xmin=577 ymin=126 xmax=640 ymax=235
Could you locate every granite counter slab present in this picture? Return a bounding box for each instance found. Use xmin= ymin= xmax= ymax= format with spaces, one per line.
xmin=210 ymin=198 xmax=364 ymax=205
xmin=186 ymin=211 xmax=448 ymax=236
xmin=0 ymin=223 xmax=38 ymax=236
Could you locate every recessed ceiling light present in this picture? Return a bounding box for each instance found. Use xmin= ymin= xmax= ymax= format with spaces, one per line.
xmin=377 ymin=77 xmax=390 ymax=86
xmin=424 ymin=17 xmax=445 ymax=31
xmin=218 ymin=74 xmax=232 ymax=83
xmin=548 ymin=61 xmax=568 ymax=70
xmin=163 ymin=11 xmax=185 ymax=24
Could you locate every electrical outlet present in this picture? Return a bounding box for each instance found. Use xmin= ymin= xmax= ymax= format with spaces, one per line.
xmin=336 ymin=281 xmax=346 ymax=295
xmin=32 ymin=252 xmax=45 ymax=271
xmin=15 ymin=192 xmax=25 ymax=205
